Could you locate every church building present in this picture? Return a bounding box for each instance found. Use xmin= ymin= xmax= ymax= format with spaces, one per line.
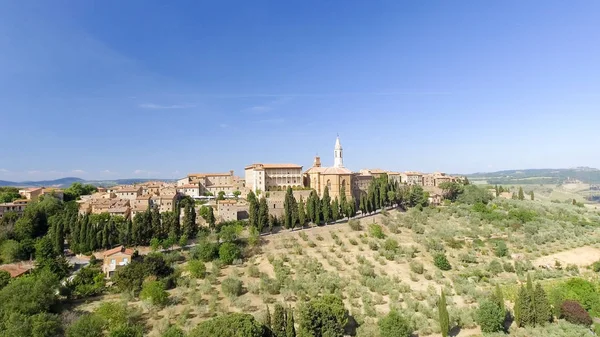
xmin=304 ymin=136 xmax=353 ymax=201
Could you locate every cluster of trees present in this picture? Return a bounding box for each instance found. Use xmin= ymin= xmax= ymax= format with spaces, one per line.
xmin=0 ymin=187 xmax=20 ymax=203
xmin=514 ymin=274 xmax=552 ymax=328
xmin=265 ymin=304 xmax=296 ymax=337
xmin=360 ymin=175 xmax=429 ymax=214
xmin=63 ymin=182 xmax=98 ymax=202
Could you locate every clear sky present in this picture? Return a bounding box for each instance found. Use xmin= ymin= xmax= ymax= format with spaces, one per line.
xmin=1 ymin=1 xmax=599 ymax=181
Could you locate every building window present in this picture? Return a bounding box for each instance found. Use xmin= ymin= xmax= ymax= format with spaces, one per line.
xmin=111 ymin=259 xmax=116 ymax=264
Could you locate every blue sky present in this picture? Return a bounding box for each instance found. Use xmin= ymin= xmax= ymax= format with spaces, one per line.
xmin=1 ymin=1 xmax=599 ymax=181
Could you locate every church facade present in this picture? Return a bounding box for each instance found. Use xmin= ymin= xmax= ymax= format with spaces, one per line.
xmin=304 ymin=137 xmax=354 ymax=201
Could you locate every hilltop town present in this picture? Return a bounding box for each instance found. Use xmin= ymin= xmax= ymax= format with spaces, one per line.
xmin=0 ymin=136 xmax=462 ymax=226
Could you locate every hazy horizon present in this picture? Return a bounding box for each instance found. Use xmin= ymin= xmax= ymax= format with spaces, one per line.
xmin=1 ymin=1 xmax=599 ymax=181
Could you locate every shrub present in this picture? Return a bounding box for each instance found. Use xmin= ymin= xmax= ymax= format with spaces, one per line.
xmin=560 ymin=300 xmax=592 ymax=326
xmin=434 ymin=254 xmax=451 ymax=271
xmin=592 ymin=260 xmax=600 ymax=272
xmin=0 ymin=270 xmax=10 ymax=290
xmin=188 ymin=260 xmax=206 ymax=279
xmin=162 ymin=325 xmax=186 ymax=337
xmin=476 ymin=300 xmax=505 ymax=333
xmin=383 ymin=238 xmax=399 ymax=252
xmin=221 ymin=277 xmax=243 ymax=298
xmin=494 ymin=240 xmax=509 ymax=257
xmin=299 ymin=295 xmax=347 ymax=337
xmin=487 ymin=260 xmax=503 ymax=275
xmin=369 ymin=224 xmax=385 ymax=239
xmin=66 ymin=314 xmax=104 ymax=337
xmin=378 ymin=310 xmax=412 ymax=337
xmin=348 ymin=219 xmax=362 ymax=231
xmin=503 ymin=262 xmax=515 ymax=273
xmin=247 ymin=265 xmax=260 ymax=278
xmin=190 ymin=313 xmax=265 ymax=337
xmin=192 ymin=242 xmax=219 ymax=262
xmin=369 ymin=241 xmax=379 ymax=251
xmin=140 ymin=280 xmax=169 ymax=307
xmin=108 ymin=324 xmax=144 ymax=337
xmin=410 ymin=261 xmax=424 ymax=274
xmin=219 ymin=243 xmax=242 ymax=265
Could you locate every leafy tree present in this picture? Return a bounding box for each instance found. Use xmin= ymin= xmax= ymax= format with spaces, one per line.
xmin=434 ymin=253 xmax=451 ymax=271
xmin=217 ymin=191 xmax=226 ymax=201
xmin=265 ymin=306 xmax=272 ymax=331
xmin=68 ymin=266 xmax=105 ymax=298
xmin=0 ymin=187 xmax=21 ymax=203
xmin=457 ymin=185 xmax=493 ymax=205
xmin=493 ymin=284 xmax=504 ymax=310
xmin=516 ymin=284 xmax=534 ymax=327
xmin=66 ymin=314 xmax=104 ymax=337
xmin=182 ymin=204 xmax=197 ymax=238
xmin=150 ymin=238 xmax=161 ymax=252
xmin=530 ymin=191 xmax=535 ymax=200
xmin=339 ymin=185 xmax=347 ymax=218
xmin=439 ymin=182 xmax=464 ymax=202
xmin=345 ymin=198 xmax=356 ymax=218
xmin=248 ymin=191 xmax=259 ymax=229
xmin=192 ymin=242 xmax=219 ymax=262
xmin=438 ymin=291 xmax=449 ymax=337
xmin=140 ymin=280 xmax=169 ymax=307
xmin=233 ymin=190 xmax=241 ymax=199
xmin=190 ymin=313 xmax=266 ymax=337
xmin=219 ymin=242 xmax=241 ymax=265
xmin=476 ymin=299 xmax=505 ymax=333
xmin=378 ymin=310 xmax=412 ymax=337
xmin=219 ymin=223 xmax=243 ymax=243
xmin=298 ymin=294 xmax=347 ymax=337
xmin=0 ymin=270 xmax=10 ymax=290
xmin=518 ymin=187 xmax=525 ymax=200
xmin=494 ymin=240 xmax=508 ymax=257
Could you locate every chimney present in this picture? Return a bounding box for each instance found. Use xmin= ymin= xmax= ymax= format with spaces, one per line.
xmin=229 ymin=170 xmax=234 ymax=176
xmin=314 ymin=156 xmax=321 ymax=167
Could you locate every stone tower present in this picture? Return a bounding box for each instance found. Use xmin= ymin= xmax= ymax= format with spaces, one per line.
xmin=334 ymin=136 xmax=344 ymax=168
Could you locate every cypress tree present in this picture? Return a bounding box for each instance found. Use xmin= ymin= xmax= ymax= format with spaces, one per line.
xmin=331 ymin=197 xmax=340 ymax=222
xmin=283 ymin=187 xmax=293 ymax=229
xmin=272 ymin=303 xmax=286 ymax=337
xmin=265 ymin=305 xmax=272 ymax=330
xmin=494 ymin=284 xmax=504 ymax=310
xmin=530 ymin=191 xmax=535 ymax=201
xmin=534 ymin=283 xmax=551 ymax=325
xmin=258 ymin=197 xmax=269 ymax=233
xmin=321 ymin=187 xmax=331 ymax=224
xmin=438 ymin=291 xmax=449 ymax=337
xmin=151 ymin=205 xmax=162 ymax=239
xmin=518 ymin=187 xmax=525 ymax=200
xmin=359 ymin=195 xmax=366 ymax=215
xmin=286 ymin=307 xmax=296 ymax=337
xmin=206 ymin=206 xmax=215 ymax=230
xmin=339 ymin=185 xmax=347 ymax=218
xmin=306 ymin=192 xmax=314 ymax=224
xmin=125 ymin=218 xmax=132 ymax=245
xmin=515 ymin=285 xmax=524 ymax=327
xmin=298 ymin=196 xmax=306 ymax=228
xmin=290 ymin=196 xmax=298 ymax=230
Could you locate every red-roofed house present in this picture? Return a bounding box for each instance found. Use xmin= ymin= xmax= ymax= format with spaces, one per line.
xmin=102 ymin=246 xmax=134 ymax=278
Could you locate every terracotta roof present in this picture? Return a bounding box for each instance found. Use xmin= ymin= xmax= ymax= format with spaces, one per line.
xmin=305 ymin=166 xmax=352 ymax=175
xmin=0 ymin=263 xmax=33 ymax=278
xmin=245 ymin=163 xmax=303 ymax=170
xmin=116 ymin=187 xmax=141 ymax=193
xmin=107 ymin=207 xmax=130 ymax=213
xmin=103 ymin=246 xmax=134 ymax=257
xmin=218 ymin=200 xmax=237 ymax=205
xmin=177 ymin=184 xmax=199 ymax=189
xmin=189 ymin=172 xmax=232 ymax=177
xmin=136 ymin=195 xmax=152 ymax=200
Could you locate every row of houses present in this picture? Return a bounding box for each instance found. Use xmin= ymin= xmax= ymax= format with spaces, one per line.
xmin=0 ymin=187 xmax=65 ymax=219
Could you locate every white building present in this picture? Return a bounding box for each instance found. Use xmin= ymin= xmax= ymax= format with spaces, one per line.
xmin=244 ymin=163 xmax=303 ymax=193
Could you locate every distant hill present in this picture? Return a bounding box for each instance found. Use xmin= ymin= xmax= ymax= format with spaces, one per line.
xmin=0 ymin=177 xmax=176 ymax=188
xmin=465 ymin=167 xmax=600 ymax=185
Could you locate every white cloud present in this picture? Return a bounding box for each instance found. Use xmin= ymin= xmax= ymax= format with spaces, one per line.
xmin=71 ymin=169 xmax=86 ymax=174
xmin=138 ymin=103 xmax=195 ymax=109
xmin=133 ymin=169 xmax=159 ymax=176
xmin=0 ymin=168 xmax=9 ymax=173
xmin=27 ymin=170 xmax=41 ymax=175
xmin=100 ymin=169 xmax=117 ymax=175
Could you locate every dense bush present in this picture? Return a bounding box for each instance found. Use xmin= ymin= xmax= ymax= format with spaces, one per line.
xmin=162 ymin=325 xmax=187 ymax=337
xmin=0 ymin=270 xmax=10 ymax=290
xmin=108 ymin=324 xmax=144 ymax=337
xmin=187 ymin=260 xmax=206 ymax=279
xmin=434 ymin=253 xmax=451 ymax=271
xmin=66 ymin=314 xmax=104 ymax=337
xmin=369 ymin=224 xmax=385 ymax=239
xmin=476 ymin=299 xmax=505 ymax=333
xmin=299 ymin=294 xmax=347 ymax=337
xmin=140 ymin=280 xmax=169 ymax=307
xmin=348 ymin=219 xmax=362 ymax=231
xmin=113 ymin=253 xmax=173 ymax=295
xmin=219 ymin=243 xmax=242 ymax=265
xmin=67 ymin=266 xmax=105 ymax=298
xmin=192 ymin=242 xmax=220 ymax=262
xmin=221 ymin=277 xmax=243 ymax=298
xmin=494 ymin=240 xmax=508 ymax=257
xmin=409 ymin=261 xmax=424 ymax=274
xmin=378 ymin=310 xmax=412 ymax=337
xmin=190 ymin=313 xmax=266 ymax=337
xmin=560 ymin=300 xmax=592 ymax=326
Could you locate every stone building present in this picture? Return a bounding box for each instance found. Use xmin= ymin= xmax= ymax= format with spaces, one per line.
xmin=304 ymin=136 xmax=353 ymax=201
xmin=177 ymin=171 xmax=236 ymax=195
xmin=244 ymin=163 xmax=303 ymax=193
